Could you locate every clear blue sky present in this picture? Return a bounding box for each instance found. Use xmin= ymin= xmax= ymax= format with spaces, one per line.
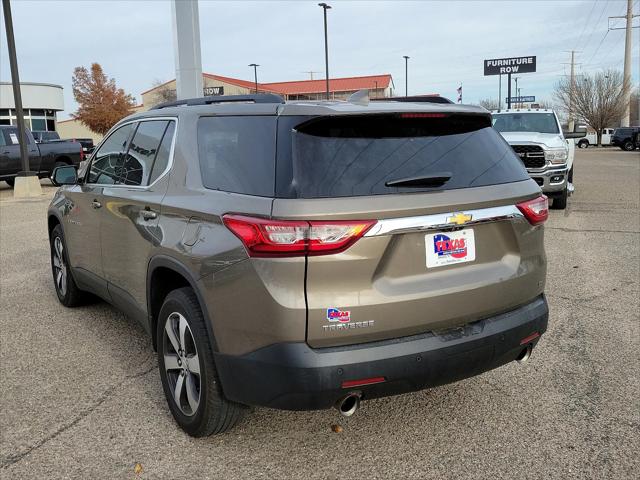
xmin=1 ymin=0 xmax=636 ymax=118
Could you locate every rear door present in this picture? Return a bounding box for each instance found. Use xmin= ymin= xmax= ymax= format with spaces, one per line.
xmin=273 ymin=113 xmax=546 ymax=348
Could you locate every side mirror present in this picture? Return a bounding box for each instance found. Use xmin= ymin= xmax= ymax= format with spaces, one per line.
xmin=563 ymin=127 xmax=587 ymax=139
xmin=51 ymin=165 xmax=78 ymax=186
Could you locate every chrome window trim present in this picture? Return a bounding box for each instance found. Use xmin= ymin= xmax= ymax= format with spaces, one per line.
xmin=85 ymin=116 xmax=178 ymax=190
xmin=364 ymin=205 xmax=524 ymax=237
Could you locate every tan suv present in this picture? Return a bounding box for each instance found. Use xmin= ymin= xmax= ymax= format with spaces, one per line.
xmin=47 ymin=94 xmax=549 ymax=436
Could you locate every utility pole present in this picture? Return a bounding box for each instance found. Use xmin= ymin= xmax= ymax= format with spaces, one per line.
xmin=566 ymin=50 xmax=577 ymax=132
xmin=622 ymin=0 xmax=634 ymax=126
xmin=403 ymin=55 xmax=410 ymax=96
xmin=302 ymin=70 xmax=320 ymax=80
xmin=608 ymin=1 xmax=638 ymax=126
xmin=507 ymin=73 xmax=512 ymax=109
xmin=318 ymin=3 xmax=331 ymax=100
xmin=514 ymin=77 xmax=519 ymax=108
xmin=498 ymin=74 xmax=502 ymax=110
xmin=2 ymin=0 xmax=40 ymax=197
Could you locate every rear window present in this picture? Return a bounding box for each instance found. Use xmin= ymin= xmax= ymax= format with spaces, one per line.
xmin=198 ymin=116 xmax=276 ymax=197
xmin=276 ymin=113 xmax=529 ymax=198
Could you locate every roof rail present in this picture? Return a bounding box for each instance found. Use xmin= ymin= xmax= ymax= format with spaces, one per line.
xmin=151 ymin=93 xmax=285 ymax=110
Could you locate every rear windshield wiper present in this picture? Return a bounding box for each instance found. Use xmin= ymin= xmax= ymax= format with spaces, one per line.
xmin=385 ymin=172 xmax=452 ymax=188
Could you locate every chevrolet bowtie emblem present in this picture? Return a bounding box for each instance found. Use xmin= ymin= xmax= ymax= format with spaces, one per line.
xmin=447 ymin=213 xmax=473 ymax=225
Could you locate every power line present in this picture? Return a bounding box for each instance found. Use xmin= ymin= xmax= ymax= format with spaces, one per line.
xmin=581 ymin=0 xmax=610 ymax=52
xmin=585 ymin=30 xmax=610 ymax=66
xmin=574 ymin=0 xmax=599 ymax=50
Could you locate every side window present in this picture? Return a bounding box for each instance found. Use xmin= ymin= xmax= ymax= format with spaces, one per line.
xmin=148 ymin=121 xmax=176 ymax=184
xmin=88 ymin=123 xmax=135 ymax=184
xmin=119 ymin=120 xmax=170 ymax=186
xmin=197 ymin=116 xmax=276 ymax=196
xmin=0 ymin=131 xmax=6 ymax=147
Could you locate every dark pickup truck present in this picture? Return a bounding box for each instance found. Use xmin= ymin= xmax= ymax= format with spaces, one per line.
xmin=0 ymin=125 xmax=83 ymax=187
xmin=32 ymin=130 xmax=95 ymax=154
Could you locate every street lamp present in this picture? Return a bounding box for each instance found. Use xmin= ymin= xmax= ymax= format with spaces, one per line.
xmin=403 ymin=55 xmax=410 ymax=97
xmin=248 ymin=63 xmax=259 ymax=94
xmin=318 ymin=3 xmax=331 ymax=100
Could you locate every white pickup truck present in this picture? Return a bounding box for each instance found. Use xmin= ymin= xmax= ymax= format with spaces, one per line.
xmin=491 ymin=109 xmax=585 ymax=209
xmin=575 ymin=128 xmax=615 ymax=148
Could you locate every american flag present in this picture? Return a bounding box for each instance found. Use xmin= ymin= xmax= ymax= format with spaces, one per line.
xmin=457 ymin=85 xmax=462 ymax=103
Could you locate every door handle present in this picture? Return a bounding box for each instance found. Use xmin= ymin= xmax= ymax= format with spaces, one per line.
xmin=141 ymin=209 xmax=157 ymax=220
xmin=92 ymin=200 xmax=102 ymax=209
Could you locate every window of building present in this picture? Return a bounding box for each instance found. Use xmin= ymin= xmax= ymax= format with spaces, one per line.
xmin=31 ymin=118 xmax=46 ymax=131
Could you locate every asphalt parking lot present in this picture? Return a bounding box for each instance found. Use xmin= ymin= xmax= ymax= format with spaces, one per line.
xmin=0 ymin=148 xmax=638 ymax=479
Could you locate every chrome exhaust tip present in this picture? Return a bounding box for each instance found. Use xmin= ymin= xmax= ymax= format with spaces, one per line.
xmin=516 ymin=345 xmax=533 ymax=364
xmin=335 ymin=394 xmax=360 ymax=417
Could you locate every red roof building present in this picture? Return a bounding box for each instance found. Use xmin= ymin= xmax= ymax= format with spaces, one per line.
xmin=140 ymin=73 xmax=395 ymax=106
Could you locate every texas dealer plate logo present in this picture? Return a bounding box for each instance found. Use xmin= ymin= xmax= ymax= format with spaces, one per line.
xmin=327 ymin=308 xmax=351 ymax=323
xmin=425 ymin=229 xmax=476 ymax=268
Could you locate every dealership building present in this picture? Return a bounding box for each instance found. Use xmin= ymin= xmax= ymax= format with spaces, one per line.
xmin=57 ymin=72 xmax=395 ymax=143
xmin=0 ymin=81 xmax=64 ymax=132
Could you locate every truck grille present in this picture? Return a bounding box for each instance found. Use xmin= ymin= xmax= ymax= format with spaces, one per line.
xmin=511 ymin=145 xmax=546 ymax=169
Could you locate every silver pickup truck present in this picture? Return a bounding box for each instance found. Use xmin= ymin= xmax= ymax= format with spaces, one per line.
xmin=492 ymin=109 xmax=585 ymax=209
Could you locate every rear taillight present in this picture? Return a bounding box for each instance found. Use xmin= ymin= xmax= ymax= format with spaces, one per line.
xmin=222 ymin=214 xmax=375 ymax=257
xmin=516 ymin=195 xmax=548 ymax=225
xmin=79 ymin=146 xmax=84 ymax=162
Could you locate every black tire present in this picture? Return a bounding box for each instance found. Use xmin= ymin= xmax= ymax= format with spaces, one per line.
xmin=50 ymin=224 xmax=88 ymax=306
xmin=5 ymin=178 xmax=14 ymax=188
xmin=577 ymin=140 xmax=588 ymax=149
xmin=157 ymin=287 xmax=246 ymax=436
xmin=551 ymin=187 xmax=568 ymax=210
xmin=622 ymin=140 xmax=634 ymax=151
xmin=54 ymin=160 xmax=69 ymax=169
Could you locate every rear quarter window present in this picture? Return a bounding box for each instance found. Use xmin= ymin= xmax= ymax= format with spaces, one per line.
xmin=197 ymin=116 xmax=276 ymax=197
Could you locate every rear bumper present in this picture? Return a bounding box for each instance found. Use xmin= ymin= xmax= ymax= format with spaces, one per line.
xmin=214 ymin=295 xmax=549 ymax=410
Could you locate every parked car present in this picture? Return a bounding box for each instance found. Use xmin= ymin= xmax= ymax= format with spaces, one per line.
xmin=492 ymin=109 xmax=585 ymax=209
xmin=48 ymin=94 xmax=549 ymax=436
xmin=576 ymin=128 xmax=615 ymax=148
xmin=612 ymin=127 xmax=640 ymax=151
xmin=32 ymin=130 xmax=95 ymax=154
xmin=0 ymin=125 xmax=83 ymax=187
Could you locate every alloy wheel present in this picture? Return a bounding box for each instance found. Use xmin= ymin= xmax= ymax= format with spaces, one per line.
xmin=163 ymin=312 xmax=201 ymax=416
xmin=52 ymin=236 xmax=67 ymax=296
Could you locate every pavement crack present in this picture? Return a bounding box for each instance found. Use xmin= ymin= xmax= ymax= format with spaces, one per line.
xmin=0 ymin=362 xmax=157 ymax=470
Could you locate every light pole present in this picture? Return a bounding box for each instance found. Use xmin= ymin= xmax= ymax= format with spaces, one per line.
xmin=374 ymin=80 xmax=378 ymax=98
xmin=403 ymin=55 xmax=410 ymax=97
xmin=248 ymin=63 xmax=259 ymax=94
xmin=514 ymin=76 xmax=519 ymax=108
xmin=318 ymin=3 xmax=331 ymax=100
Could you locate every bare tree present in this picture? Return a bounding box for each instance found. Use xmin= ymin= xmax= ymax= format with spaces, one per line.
xmin=554 ymin=70 xmax=628 ymax=146
xmin=478 ymin=98 xmax=499 ymax=110
xmin=150 ymin=79 xmax=177 ymax=106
